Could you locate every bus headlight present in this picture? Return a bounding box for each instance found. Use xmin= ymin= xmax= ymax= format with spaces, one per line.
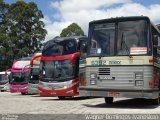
xmin=90 ymin=80 xmax=96 ymax=85
xmin=135 ymin=80 xmax=143 ymax=86
xmin=90 ymin=73 xmax=97 ymax=79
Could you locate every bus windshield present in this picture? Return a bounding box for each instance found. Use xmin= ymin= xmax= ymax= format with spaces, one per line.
xmin=0 ymin=74 xmax=8 ymax=83
xmin=42 ymin=39 xmax=77 ymax=56
xmin=41 ymin=60 xmax=74 ymax=82
xmin=89 ymin=20 xmax=148 ymax=56
xmin=10 ymin=72 xmax=29 ymax=84
xmin=29 ymin=67 xmax=40 ymax=84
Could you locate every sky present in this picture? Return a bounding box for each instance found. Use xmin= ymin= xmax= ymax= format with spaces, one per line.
xmin=4 ymin=0 xmax=160 ymax=41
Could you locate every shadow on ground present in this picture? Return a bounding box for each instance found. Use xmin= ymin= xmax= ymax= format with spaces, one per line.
xmin=83 ymin=98 xmax=159 ymax=109
xmin=30 ymin=94 xmax=44 ymax=97
xmin=40 ymin=96 xmax=95 ymax=101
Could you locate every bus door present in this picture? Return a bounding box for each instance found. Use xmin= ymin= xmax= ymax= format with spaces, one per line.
xmin=79 ymin=39 xmax=87 ymax=87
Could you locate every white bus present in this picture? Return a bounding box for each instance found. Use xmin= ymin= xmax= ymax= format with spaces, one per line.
xmin=0 ymin=71 xmax=10 ymax=92
xmin=79 ymin=16 xmax=160 ymax=105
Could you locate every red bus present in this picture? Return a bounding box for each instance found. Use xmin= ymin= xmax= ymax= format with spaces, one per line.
xmin=38 ymin=36 xmax=87 ymax=99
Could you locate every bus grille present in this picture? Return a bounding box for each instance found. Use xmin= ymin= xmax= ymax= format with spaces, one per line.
xmin=99 ymin=68 xmax=110 ymax=75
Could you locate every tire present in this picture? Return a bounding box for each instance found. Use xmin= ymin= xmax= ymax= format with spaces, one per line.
xmin=58 ymin=96 xmax=65 ymax=100
xmin=152 ymin=98 xmax=160 ymax=105
xmin=21 ymin=93 xmax=26 ymax=95
xmin=105 ymin=97 xmax=113 ymax=104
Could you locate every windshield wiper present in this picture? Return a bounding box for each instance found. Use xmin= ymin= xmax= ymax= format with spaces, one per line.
xmin=121 ymin=32 xmax=132 ymax=58
xmin=96 ymin=34 xmax=111 ymax=59
xmin=54 ymin=70 xmax=62 ymax=78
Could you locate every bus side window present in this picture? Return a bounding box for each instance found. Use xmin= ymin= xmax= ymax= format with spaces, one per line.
xmin=152 ymin=28 xmax=160 ymax=57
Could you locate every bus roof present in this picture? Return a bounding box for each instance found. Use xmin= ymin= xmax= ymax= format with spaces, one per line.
xmin=89 ymin=16 xmax=160 ymax=35
xmin=43 ymin=36 xmax=87 ymax=50
xmin=17 ymin=57 xmax=31 ymax=61
xmin=48 ymin=36 xmax=87 ymax=43
xmin=89 ymin=16 xmax=150 ymax=25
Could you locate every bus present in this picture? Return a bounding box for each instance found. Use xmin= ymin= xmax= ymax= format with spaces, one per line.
xmin=28 ymin=53 xmax=41 ymax=94
xmin=9 ymin=57 xmax=31 ymax=95
xmin=0 ymin=71 xmax=10 ymax=92
xmin=38 ymin=36 xmax=87 ymax=99
xmin=79 ymin=16 xmax=160 ymax=105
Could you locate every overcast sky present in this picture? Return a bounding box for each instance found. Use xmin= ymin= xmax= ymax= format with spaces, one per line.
xmin=4 ymin=0 xmax=160 ymax=41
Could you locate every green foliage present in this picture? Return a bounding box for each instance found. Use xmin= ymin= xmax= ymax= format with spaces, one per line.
xmin=0 ymin=0 xmax=9 ymax=70
xmin=0 ymin=1 xmax=47 ymax=71
xmin=60 ymin=23 xmax=84 ymax=37
xmin=6 ymin=1 xmax=47 ymax=57
xmin=0 ymin=0 xmax=9 ymax=24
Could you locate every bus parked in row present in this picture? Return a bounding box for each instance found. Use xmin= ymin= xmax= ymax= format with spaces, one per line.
xmin=38 ymin=36 xmax=87 ymax=99
xmin=79 ymin=16 xmax=160 ymax=105
xmin=9 ymin=57 xmax=31 ymax=95
xmin=28 ymin=53 xmax=41 ymax=94
xmin=0 ymin=71 xmax=10 ymax=92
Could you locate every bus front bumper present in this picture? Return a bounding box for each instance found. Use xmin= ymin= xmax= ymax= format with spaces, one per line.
xmin=0 ymin=84 xmax=9 ymax=92
xmin=9 ymin=84 xmax=28 ymax=93
xmin=38 ymin=85 xmax=79 ymax=97
xmin=28 ymin=84 xmax=39 ymax=94
xmin=79 ymin=87 xmax=159 ymax=99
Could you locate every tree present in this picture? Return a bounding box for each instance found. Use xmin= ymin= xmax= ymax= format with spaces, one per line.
xmin=60 ymin=23 xmax=84 ymax=37
xmin=0 ymin=0 xmax=4 ymax=23
xmin=0 ymin=1 xmax=47 ymax=71
xmin=6 ymin=1 xmax=47 ymax=58
xmin=0 ymin=0 xmax=8 ymax=22
xmin=0 ymin=0 xmax=10 ymax=70
xmin=0 ymin=0 xmax=9 ymax=47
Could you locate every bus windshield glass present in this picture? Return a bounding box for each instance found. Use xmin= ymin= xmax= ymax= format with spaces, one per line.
xmin=29 ymin=67 xmax=40 ymax=84
xmin=41 ymin=60 xmax=74 ymax=81
xmin=42 ymin=39 xmax=77 ymax=56
xmin=10 ymin=72 xmax=29 ymax=84
xmin=89 ymin=20 xmax=148 ymax=56
xmin=0 ymin=74 xmax=8 ymax=83
xmin=90 ymin=23 xmax=115 ymax=56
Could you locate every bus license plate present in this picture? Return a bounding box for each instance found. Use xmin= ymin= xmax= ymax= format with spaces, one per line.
xmin=108 ymin=92 xmax=120 ymax=97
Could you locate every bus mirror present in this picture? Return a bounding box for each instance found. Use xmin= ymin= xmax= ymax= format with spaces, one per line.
xmin=39 ymin=74 xmax=43 ymax=81
xmin=8 ymin=73 xmax=12 ymax=82
xmin=21 ymin=72 xmax=24 ymax=77
xmin=153 ymin=35 xmax=159 ymax=48
xmin=153 ymin=35 xmax=158 ymax=45
xmin=154 ymin=45 xmax=158 ymax=48
xmin=80 ymin=43 xmax=87 ymax=53
xmin=80 ymin=43 xmax=87 ymax=59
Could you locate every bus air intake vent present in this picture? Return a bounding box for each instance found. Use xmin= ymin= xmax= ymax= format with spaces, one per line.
xmin=99 ymin=68 xmax=110 ymax=75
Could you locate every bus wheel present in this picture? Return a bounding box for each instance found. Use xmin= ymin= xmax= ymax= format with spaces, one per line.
xmin=58 ymin=96 xmax=65 ymax=100
xmin=152 ymin=97 xmax=160 ymax=105
xmin=104 ymin=97 xmax=113 ymax=104
xmin=21 ymin=93 xmax=26 ymax=95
